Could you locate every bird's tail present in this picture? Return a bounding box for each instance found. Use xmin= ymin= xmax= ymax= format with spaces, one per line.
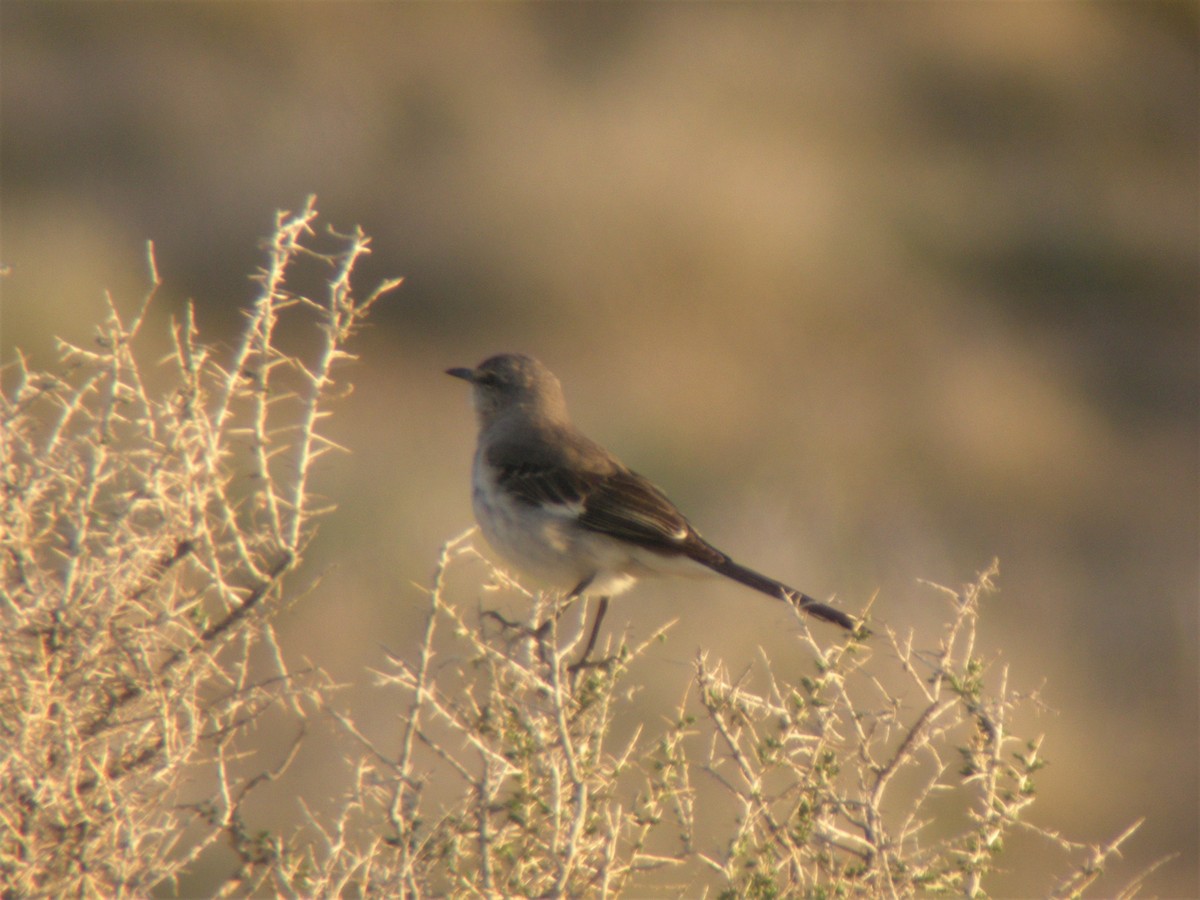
xmin=692 ymin=548 xmax=860 ymax=632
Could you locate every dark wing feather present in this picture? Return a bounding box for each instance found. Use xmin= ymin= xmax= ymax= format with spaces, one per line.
xmin=489 ymin=437 xmax=692 ymax=555
xmin=486 ymin=420 xmax=694 ymax=554
xmin=492 ymin=459 xmax=591 ymax=509
xmin=576 ymin=469 xmax=691 ymax=553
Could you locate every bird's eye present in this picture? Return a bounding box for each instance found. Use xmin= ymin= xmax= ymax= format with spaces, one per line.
xmin=476 ymin=372 xmax=500 ymax=387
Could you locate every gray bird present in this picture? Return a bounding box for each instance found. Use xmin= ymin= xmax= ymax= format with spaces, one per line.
xmin=447 ymin=353 xmax=860 ymax=669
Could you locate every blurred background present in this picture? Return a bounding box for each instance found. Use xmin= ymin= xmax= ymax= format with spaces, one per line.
xmin=2 ymin=2 xmax=1196 ymax=895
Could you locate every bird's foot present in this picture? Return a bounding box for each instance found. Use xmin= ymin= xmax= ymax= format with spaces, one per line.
xmin=567 ymin=653 xmax=617 ymax=675
xmin=481 ymin=610 xmax=556 ymax=662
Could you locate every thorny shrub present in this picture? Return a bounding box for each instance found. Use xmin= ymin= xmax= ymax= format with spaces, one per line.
xmin=1 ymin=202 xmax=1157 ymax=897
xmin=0 ymin=198 xmax=398 ymax=896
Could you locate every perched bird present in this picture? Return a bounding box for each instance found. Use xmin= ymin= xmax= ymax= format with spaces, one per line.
xmin=447 ymin=353 xmax=859 ymax=668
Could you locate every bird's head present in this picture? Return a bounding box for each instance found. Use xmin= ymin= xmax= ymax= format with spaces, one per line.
xmin=447 ymin=353 xmax=569 ymax=429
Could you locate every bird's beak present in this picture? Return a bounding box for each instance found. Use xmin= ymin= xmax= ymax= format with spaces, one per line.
xmin=445 ymin=367 xmax=476 ymax=382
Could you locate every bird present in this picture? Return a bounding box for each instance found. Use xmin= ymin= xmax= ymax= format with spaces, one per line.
xmin=446 ymin=353 xmax=860 ymax=669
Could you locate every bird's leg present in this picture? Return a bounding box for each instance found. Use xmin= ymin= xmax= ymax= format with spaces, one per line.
xmin=483 ymin=575 xmax=597 ymax=665
xmin=535 ymin=575 xmax=616 ymax=673
xmin=568 ymin=596 xmax=611 ymax=673
xmin=523 ymin=573 xmax=595 ymax=639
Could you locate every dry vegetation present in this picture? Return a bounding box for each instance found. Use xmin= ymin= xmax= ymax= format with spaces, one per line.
xmin=319 ymin=548 xmax=1156 ymax=899
xmin=1 ymin=203 xmax=1157 ymax=897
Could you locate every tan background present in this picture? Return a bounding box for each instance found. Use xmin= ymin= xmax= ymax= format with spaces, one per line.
xmin=2 ymin=3 xmax=1196 ymax=895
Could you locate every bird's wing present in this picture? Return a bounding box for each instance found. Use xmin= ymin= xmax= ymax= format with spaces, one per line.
xmin=491 ymin=458 xmax=590 ymax=512
xmin=484 ymin=432 xmax=860 ymax=632
xmin=489 ymin=446 xmax=692 ymax=554
xmin=575 ymin=468 xmax=691 ymax=552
